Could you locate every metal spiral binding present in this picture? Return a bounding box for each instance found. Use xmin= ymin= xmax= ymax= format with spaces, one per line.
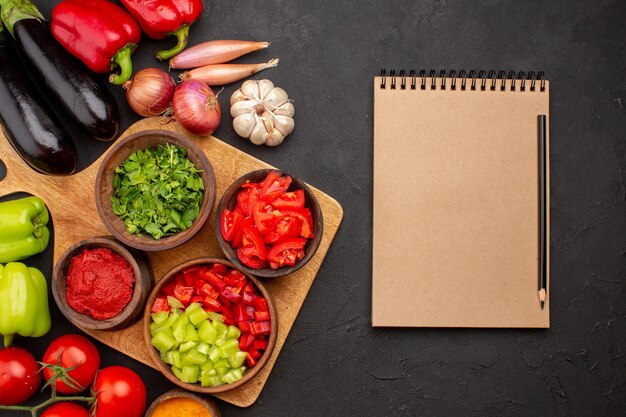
xmin=379 ymin=69 xmax=546 ymax=92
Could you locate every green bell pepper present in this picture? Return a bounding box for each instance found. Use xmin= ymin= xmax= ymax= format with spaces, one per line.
xmin=0 ymin=262 xmax=51 ymax=347
xmin=0 ymin=196 xmax=50 ymax=263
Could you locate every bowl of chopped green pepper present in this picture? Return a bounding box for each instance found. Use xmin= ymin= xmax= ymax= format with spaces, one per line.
xmin=95 ymin=129 xmax=216 ymax=251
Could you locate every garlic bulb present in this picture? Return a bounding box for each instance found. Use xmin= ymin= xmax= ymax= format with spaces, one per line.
xmin=230 ymin=79 xmax=295 ymax=146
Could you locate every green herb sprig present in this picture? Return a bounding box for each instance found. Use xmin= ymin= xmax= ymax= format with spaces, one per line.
xmin=111 ymin=144 xmax=204 ymax=240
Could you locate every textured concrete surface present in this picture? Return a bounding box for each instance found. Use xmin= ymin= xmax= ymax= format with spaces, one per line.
xmin=1 ymin=1 xmax=625 ymax=416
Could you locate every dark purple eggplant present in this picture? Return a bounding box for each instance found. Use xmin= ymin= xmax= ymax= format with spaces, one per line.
xmin=0 ymin=0 xmax=119 ymax=141
xmin=0 ymin=30 xmax=77 ymax=175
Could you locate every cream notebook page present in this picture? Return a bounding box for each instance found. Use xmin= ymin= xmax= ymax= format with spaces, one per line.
xmin=372 ymin=74 xmax=550 ymax=328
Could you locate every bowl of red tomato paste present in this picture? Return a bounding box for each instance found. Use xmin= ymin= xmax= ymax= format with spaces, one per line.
xmin=143 ymin=258 xmax=277 ymax=393
xmin=52 ymin=236 xmax=153 ymax=331
xmin=215 ymin=169 xmax=323 ymax=278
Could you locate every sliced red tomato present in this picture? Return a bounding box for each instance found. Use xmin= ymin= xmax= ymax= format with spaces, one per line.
xmin=267 ymin=237 xmax=307 ymax=269
xmin=259 ymin=170 xmax=292 ymax=201
xmin=271 ymin=189 xmax=305 ymax=209
xmin=279 ymin=208 xmax=314 ymax=239
xmin=235 ymin=187 xmax=255 ymax=217
xmin=264 ymin=215 xmax=302 ymax=244
xmin=241 ymin=218 xmax=267 ymax=260
xmin=220 ymin=209 xmax=244 ymax=242
xmin=237 ymin=248 xmax=269 ymax=269
xmin=253 ymin=202 xmax=282 ymax=235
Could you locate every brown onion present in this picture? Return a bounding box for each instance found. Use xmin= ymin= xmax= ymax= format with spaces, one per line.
xmin=123 ymin=68 xmax=175 ymax=117
xmin=172 ymin=80 xmax=221 ymax=136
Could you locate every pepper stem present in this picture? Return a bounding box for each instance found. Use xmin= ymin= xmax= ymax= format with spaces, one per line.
xmin=156 ymin=24 xmax=190 ymax=61
xmin=0 ymin=0 xmax=44 ymax=37
xmin=3 ymin=333 xmax=13 ymax=347
xmin=109 ymin=43 xmax=136 ymax=85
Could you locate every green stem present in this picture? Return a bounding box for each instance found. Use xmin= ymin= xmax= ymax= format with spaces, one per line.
xmin=155 ymin=24 xmax=190 ymax=61
xmin=0 ymin=395 xmax=94 ymax=417
xmin=3 ymin=333 xmax=13 ymax=347
xmin=109 ymin=43 xmax=136 ymax=85
xmin=0 ymin=0 xmax=44 ymax=37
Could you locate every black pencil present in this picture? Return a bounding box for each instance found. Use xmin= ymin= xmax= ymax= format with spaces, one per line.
xmin=538 ymin=115 xmax=547 ymax=309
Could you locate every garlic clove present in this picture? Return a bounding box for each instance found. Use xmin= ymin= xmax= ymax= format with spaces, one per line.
xmin=230 ymin=99 xmax=258 ymax=118
xmin=257 ymin=79 xmax=275 ymax=100
xmin=260 ymin=110 xmax=274 ymax=132
xmin=249 ymin=119 xmax=269 ymax=145
xmin=272 ymin=114 xmax=295 ymax=136
xmin=273 ymin=101 xmax=295 ymax=117
xmin=230 ymin=88 xmax=247 ymax=105
xmin=240 ymin=80 xmax=260 ymax=100
xmin=265 ymin=129 xmax=284 ymax=147
xmin=263 ymin=87 xmax=289 ymax=109
xmin=233 ymin=112 xmax=256 ymax=138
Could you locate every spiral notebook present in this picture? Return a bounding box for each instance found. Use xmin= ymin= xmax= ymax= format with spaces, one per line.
xmin=372 ymin=69 xmax=550 ymax=328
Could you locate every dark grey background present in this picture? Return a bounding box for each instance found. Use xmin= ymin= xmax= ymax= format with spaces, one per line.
xmin=1 ymin=1 xmax=625 ymax=416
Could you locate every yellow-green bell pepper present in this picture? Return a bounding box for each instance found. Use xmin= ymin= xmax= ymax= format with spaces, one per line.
xmin=0 ymin=196 xmax=50 ymax=263
xmin=0 ymin=262 xmax=51 ymax=347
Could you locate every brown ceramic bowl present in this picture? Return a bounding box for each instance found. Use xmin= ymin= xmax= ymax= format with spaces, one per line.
xmin=52 ymin=236 xmax=153 ymax=331
xmin=145 ymin=389 xmax=221 ymax=417
xmin=143 ymin=257 xmax=277 ymax=394
xmin=95 ymin=129 xmax=216 ymax=251
xmin=215 ymin=169 xmax=323 ymax=278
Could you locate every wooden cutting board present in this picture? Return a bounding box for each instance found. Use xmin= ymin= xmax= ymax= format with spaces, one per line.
xmin=0 ymin=118 xmax=343 ymax=407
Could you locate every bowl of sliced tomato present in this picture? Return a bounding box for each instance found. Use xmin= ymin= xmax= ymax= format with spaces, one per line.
xmin=143 ymin=258 xmax=277 ymax=393
xmin=215 ymin=169 xmax=323 ymax=278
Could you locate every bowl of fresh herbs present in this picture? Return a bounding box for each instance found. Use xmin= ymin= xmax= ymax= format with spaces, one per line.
xmin=95 ymin=129 xmax=216 ymax=251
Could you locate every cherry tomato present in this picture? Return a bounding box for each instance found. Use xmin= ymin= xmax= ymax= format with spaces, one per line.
xmin=42 ymin=334 xmax=100 ymax=394
xmin=41 ymin=402 xmax=90 ymax=417
xmin=92 ymin=366 xmax=146 ymax=417
xmin=0 ymin=346 xmax=41 ymax=405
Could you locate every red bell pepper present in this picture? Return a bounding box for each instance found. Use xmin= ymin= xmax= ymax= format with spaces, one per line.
xmin=51 ymin=0 xmax=141 ymax=84
xmin=250 ymin=321 xmax=271 ymax=336
xmin=239 ymin=333 xmax=255 ymax=351
xmin=254 ymin=311 xmax=271 ymax=322
xmin=151 ymin=295 xmax=171 ymax=313
xmin=173 ymin=284 xmax=194 ymax=306
xmin=253 ymin=338 xmax=268 ymax=351
xmin=120 ymin=0 xmax=204 ymax=61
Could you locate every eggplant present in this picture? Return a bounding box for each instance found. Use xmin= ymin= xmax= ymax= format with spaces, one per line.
xmin=0 ymin=30 xmax=77 ymax=175
xmin=0 ymin=0 xmax=119 ymax=141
